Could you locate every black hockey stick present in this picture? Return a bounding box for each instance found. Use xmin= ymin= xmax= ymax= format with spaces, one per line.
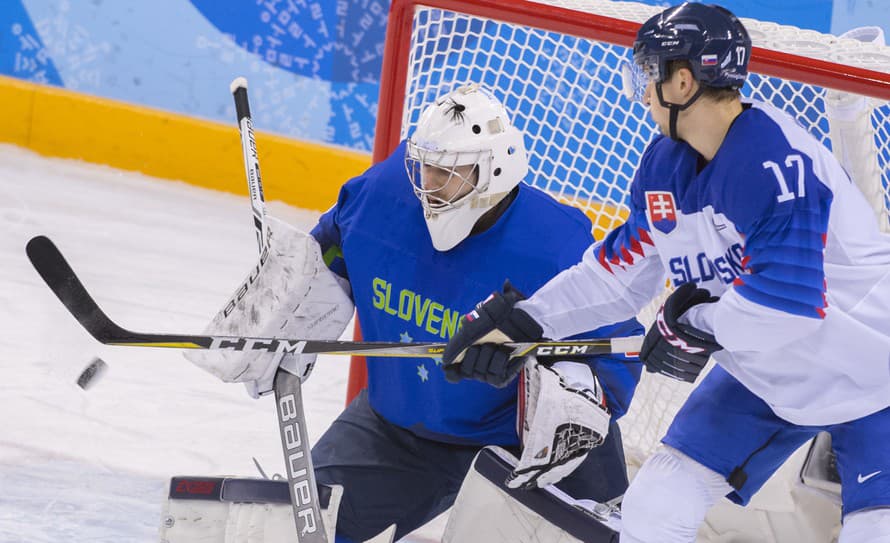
xmin=25 ymin=235 xmax=643 ymax=358
xmin=232 ymin=77 xmax=327 ymax=543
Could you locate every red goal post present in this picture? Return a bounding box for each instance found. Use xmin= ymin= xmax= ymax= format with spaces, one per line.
xmin=373 ymin=0 xmax=890 ymax=169
xmin=348 ymin=0 xmax=890 ymax=465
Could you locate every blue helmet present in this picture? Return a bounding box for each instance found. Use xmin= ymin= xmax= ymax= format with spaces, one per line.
xmin=633 ymin=3 xmax=752 ymax=90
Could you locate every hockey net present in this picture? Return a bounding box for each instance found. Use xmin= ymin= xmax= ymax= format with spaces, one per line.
xmin=366 ymin=0 xmax=890 ymax=471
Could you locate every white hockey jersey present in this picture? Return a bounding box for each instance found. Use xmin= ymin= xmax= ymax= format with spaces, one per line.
xmin=519 ymin=102 xmax=890 ymax=426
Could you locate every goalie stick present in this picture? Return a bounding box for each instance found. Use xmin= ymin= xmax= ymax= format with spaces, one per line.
xmin=231 ymin=77 xmax=328 ymax=543
xmin=25 ymin=235 xmax=644 ymax=359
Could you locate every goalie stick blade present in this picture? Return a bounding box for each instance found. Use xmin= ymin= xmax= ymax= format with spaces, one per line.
xmin=26 ymin=235 xmax=213 ymax=349
xmin=26 ymin=235 xmax=130 ymax=344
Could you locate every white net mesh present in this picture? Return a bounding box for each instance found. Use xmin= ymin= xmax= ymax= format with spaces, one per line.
xmin=389 ymin=0 xmax=890 ymax=468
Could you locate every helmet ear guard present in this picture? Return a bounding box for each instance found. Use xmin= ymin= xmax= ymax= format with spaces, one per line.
xmin=406 ymin=84 xmax=529 ymax=251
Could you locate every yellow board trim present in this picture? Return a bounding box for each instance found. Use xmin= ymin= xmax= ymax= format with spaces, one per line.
xmin=0 ymin=76 xmax=629 ymax=225
xmin=0 ymin=75 xmax=371 ymax=212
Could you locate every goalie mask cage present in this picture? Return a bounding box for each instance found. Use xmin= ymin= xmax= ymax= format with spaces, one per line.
xmin=348 ymin=0 xmax=890 ymax=470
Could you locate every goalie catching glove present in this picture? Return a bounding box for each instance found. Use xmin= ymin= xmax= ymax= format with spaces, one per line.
xmin=640 ymin=282 xmax=722 ymax=383
xmin=442 ymin=281 xmax=544 ymax=387
xmin=508 ymin=359 xmax=611 ymax=489
xmin=185 ymin=216 xmax=354 ymax=397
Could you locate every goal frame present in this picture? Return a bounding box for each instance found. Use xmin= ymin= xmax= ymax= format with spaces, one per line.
xmin=346 ymin=0 xmax=890 ymax=403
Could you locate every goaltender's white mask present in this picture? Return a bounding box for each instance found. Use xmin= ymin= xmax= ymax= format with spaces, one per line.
xmin=405 ymin=84 xmax=528 ymax=251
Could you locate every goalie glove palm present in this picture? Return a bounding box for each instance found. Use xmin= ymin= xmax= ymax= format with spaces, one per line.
xmin=507 ymin=360 xmax=610 ymax=490
xmin=442 ymin=281 xmax=544 ymax=387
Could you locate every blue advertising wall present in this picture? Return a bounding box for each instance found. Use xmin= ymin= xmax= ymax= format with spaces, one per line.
xmin=1 ymin=0 xmax=388 ymax=152
xmin=2 ymin=0 xmax=885 ymax=154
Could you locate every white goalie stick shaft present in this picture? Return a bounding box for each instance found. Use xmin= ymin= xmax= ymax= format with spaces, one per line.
xmin=231 ymin=76 xmax=271 ymax=250
xmin=231 ymin=77 xmax=328 ymax=543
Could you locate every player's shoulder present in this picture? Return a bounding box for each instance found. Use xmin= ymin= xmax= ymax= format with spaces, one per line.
xmin=643 ymin=134 xmax=685 ymax=161
xmin=636 ymin=135 xmax=696 ymax=187
xmin=501 ymin=184 xmax=595 ymax=268
xmin=712 ymin=103 xmax=829 ymax=229
xmin=726 ymin=102 xmax=812 ymax=161
xmin=336 ymin=141 xmax=413 ymax=211
xmin=349 ymin=140 xmax=409 ymax=193
xmin=516 ymin=183 xmax=594 ymax=238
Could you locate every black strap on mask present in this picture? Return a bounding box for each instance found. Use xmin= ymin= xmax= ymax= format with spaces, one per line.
xmin=655 ymin=82 xmax=706 ymax=141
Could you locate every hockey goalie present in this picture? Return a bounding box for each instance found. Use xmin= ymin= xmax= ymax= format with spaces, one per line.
xmin=167 ymin=83 xmax=643 ymax=542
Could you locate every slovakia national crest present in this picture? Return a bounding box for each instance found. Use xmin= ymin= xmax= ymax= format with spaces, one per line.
xmin=646 ymin=191 xmax=677 ymax=234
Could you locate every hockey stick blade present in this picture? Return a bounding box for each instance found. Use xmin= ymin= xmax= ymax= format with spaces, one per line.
xmin=27 ymin=234 xmax=132 ymax=345
xmin=25 ymin=235 xmax=642 ymax=358
xmin=25 ymin=234 xmax=443 ymax=356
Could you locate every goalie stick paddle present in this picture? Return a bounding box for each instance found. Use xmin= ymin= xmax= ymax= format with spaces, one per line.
xmin=25 ymin=235 xmax=643 ymax=358
xmin=231 ymin=77 xmax=327 ymax=543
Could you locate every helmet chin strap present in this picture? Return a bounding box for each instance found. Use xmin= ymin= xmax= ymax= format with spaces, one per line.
xmin=655 ymin=82 xmax=706 ymax=141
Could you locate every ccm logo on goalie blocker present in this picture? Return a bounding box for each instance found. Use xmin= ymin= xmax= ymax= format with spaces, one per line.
xmin=655 ymin=306 xmax=706 ymax=354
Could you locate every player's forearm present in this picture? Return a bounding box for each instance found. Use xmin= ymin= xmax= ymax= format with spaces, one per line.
xmin=518 ymin=245 xmax=662 ymax=339
xmin=683 ymin=288 xmax=823 ymax=352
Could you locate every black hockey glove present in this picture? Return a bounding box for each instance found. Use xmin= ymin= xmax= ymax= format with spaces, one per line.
xmin=442 ymin=281 xmax=544 ymax=388
xmin=640 ymin=282 xmax=722 ymax=383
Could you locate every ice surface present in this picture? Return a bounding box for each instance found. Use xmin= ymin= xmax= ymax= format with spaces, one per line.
xmin=0 ymin=145 xmax=444 ymax=542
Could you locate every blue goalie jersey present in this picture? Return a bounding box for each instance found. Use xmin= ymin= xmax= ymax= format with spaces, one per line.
xmin=312 ymin=141 xmax=642 ymax=446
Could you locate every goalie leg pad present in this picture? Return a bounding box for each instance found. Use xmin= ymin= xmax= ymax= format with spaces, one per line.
xmin=159 ymin=477 xmax=343 ymax=543
xmin=620 ymin=446 xmax=732 ymax=543
xmin=443 ymin=446 xmax=620 ymax=543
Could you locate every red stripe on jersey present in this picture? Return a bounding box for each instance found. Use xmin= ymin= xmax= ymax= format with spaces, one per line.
xmin=629 ymin=235 xmax=644 ymax=257
xmin=597 ymin=246 xmax=613 ymax=274
xmin=620 ymin=246 xmax=634 ymax=265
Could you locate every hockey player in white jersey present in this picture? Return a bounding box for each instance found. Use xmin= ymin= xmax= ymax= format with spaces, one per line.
xmin=443 ymin=3 xmax=890 ymax=542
